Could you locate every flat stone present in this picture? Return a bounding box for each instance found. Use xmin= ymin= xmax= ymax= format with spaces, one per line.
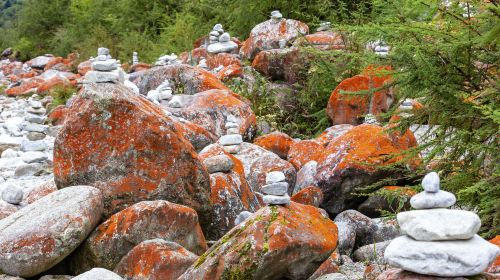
xmin=23 ymin=123 xmax=47 ymax=133
xmin=398 ymin=209 xmax=481 ymax=241
xmin=226 ymin=127 xmax=239 ymax=134
xmin=261 ymin=182 xmax=288 ymax=196
xmin=14 ymin=163 xmax=45 ymax=178
xmin=422 ymin=172 xmax=440 ymax=193
xmin=234 ymin=211 xmax=253 ymax=225
xmin=410 ymin=190 xmax=456 ymax=209
xmin=219 ymin=134 xmax=243 ymax=146
xmin=1 ymin=184 xmax=23 ymax=205
xmin=72 ymin=268 xmax=123 ymax=280
xmin=25 ymin=114 xmax=46 ymax=124
xmin=265 ymin=171 xmax=286 ymax=184
xmin=223 ymin=144 xmax=240 ymax=154
xmin=21 ymin=140 xmax=48 ymax=152
xmin=263 ymin=194 xmax=290 ymax=205
xmin=92 ymin=60 xmax=118 ymax=71
xmin=27 ymin=107 xmax=46 ymax=115
xmin=0 ymin=135 xmax=22 ymax=153
xmin=29 ymin=100 xmax=42 ymax=109
xmin=26 ymin=132 xmax=46 ymax=141
xmin=384 ymin=235 xmax=500 ymax=277
xmin=207 ymin=41 xmax=238 ymax=54
xmin=84 ymin=70 xmax=124 ymax=84
xmin=1 ymin=149 xmax=17 ymax=159
xmin=203 ymin=154 xmax=234 ymax=173
xmin=219 ymin=32 xmax=230 ymax=42
xmin=0 ymin=157 xmax=25 ymax=170
xmin=21 ymin=151 xmax=48 ymax=163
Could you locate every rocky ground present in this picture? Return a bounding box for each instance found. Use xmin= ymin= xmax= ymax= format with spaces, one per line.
xmin=0 ymin=11 xmax=498 ymax=280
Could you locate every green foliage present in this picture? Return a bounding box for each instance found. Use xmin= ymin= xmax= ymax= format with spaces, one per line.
xmin=48 ymin=86 xmax=76 ymax=111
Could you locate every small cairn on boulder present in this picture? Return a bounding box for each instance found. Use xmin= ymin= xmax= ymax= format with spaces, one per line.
xmin=207 ymin=24 xmax=238 ymax=54
xmin=202 ymin=154 xmax=234 ymax=174
xmin=146 ymin=79 xmax=173 ymax=104
xmin=155 ymin=53 xmax=180 ymax=66
xmin=363 ymin=113 xmax=379 ymax=125
xmin=132 ymin=51 xmax=139 ymax=65
xmin=317 ymin=21 xmax=331 ymax=32
xmin=84 ymin=47 xmax=125 ymax=84
xmin=384 ymin=172 xmax=500 ymax=277
xmin=197 ymin=57 xmax=209 ymax=70
xmin=219 ymin=116 xmax=243 ymax=154
xmin=262 ymin=171 xmax=290 ymax=206
xmin=270 ymin=10 xmax=283 ymax=24
xmin=368 ymin=40 xmax=390 ymax=56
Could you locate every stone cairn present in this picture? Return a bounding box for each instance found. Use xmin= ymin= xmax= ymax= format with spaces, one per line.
xmin=197 ymin=57 xmax=209 ymax=70
xmin=132 ymin=51 xmax=139 ymax=65
xmin=262 ymin=171 xmax=290 ymax=206
xmin=363 ymin=114 xmax=379 ymax=125
xmin=146 ymin=80 xmax=173 ymax=105
xmin=207 ymin=24 xmax=238 ymax=54
xmin=21 ymin=99 xmax=49 ymax=166
xmin=219 ymin=116 xmax=242 ymax=154
xmin=84 ymin=47 xmax=125 ymax=84
xmin=155 ymin=53 xmax=180 ymax=66
xmin=317 ymin=21 xmax=331 ymax=32
xmin=202 ymin=154 xmax=234 ymax=174
xmin=270 ymin=10 xmax=283 ymax=24
xmin=384 ymin=172 xmax=500 ymax=277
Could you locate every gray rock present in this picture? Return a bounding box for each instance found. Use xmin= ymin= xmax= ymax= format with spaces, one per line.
xmin=398 ymin=209 xmax=481 ymax=241
xmin=72 ymin=268 xmax=123 ymax=280
xmin=1 ymin=149 xmax=17 ymax=159
xmin=422 ymin=172 xmax=440 ymax=193
xmin=168 ymin=96 xmax=183 ymax=108
xmin=219 ymin=134 xmax=243 ymax=146
xmin=219 ymin=32 xmax=231 ymax=42
xmin=98 ymin=47 xmax=110 ymax=56
xmin=261 ymin=182 xmax=288 ymax=196
xmin=21 ymin=151 xmax=48 ymax=163
xmin=263 ymin=194 xmax=290 ymax=205
xmin=384 ymin=235 xmax=500 ymax=277
xmin=46 ymin=126 xmax=61 ymax=137
xmin=28 ymin=100 xmax=42 ymax=109
xmin=26 ymin=132 xmax=46 ymax=141
xmin=0 ymin=135 xmax=22 ymax=153
xmin=223 ymin=144 xmax=240 ymax=154
xmin=410 ymin=190 xmax=456 ymax=209
xmin=265 ymin=171 xmax=286 ymax=184
xmin=234 ymin=211 xmax=253 ymax=225
xmin=1 ymin=184 xmax=23 ymax=205
xmin=23 ymin=123 xmax=47 ymax=133
xmin=226 ymin=127 xmax=239 ymax=135
xmin=27 ymin=107 xmax=46 ymax=115
xmin=29 ymin=56 xmax=51 ymax=69
xmin=316 ymin=273 xmax=348 ymax=280
xmin=25 ymin=114 xmax=46 ymax=124
xmin=335 ymin=221 xmax=356 ymax=256
xmin=353 ymin=240 xmax=391 ymax=263
xmin=203 ymin=154 xmax=234 ymax=173
xmin=38 ymin=275 xmax=73 ymax=280
xmin=92 ymin=59 xmax=119 ymax=71
xmin=294 ymin=160 xmax=317 ymax=194
xmin=21 ymin=140 xmax=48 ymax=152
xmin=0 ymin=186 xmax=103 ymax=278
xmin=338 ymin=255 xmax=366 ymax=280
xmin=84 ymin=70 xmax=124 ymax=84
xmin=14 ymin=163 xmax=45 ymax=178
xmin=207 ymin=41 xmax=238 ymax=54
xmin=225 ymin=122 xmax=238 ymax=129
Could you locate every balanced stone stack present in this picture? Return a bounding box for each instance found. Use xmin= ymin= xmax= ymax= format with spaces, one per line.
xmin=155 ymin=53 xmax=180 ymax=66
xmin=219 ymin=117 xmax=242 ymax=154
xmin=84 ymin=47 xmax=125 ymax=84
xmin=317 ymin=21 xmax=332 ymax=32
xmin=21 ymin=100 xmax=49 ymax=165
xmin=270 ymin=10 xmax=283 ymax=24
xmin=207 ymin=24 xmax=238 ymax=54
xmin=384 ymin=172 xmax=500 ymax=277
xmin=132 ymin=51 xmax=139 ymax=65
xmin=363 ymin=114 xmax=379 ymax=125
xmin=146 ymin=80 xmax=173 ymax=104
xmin=262 ymin=171 xmax=290 ymax=206
xmin=202 ymin=154 xmax=234 ymax=174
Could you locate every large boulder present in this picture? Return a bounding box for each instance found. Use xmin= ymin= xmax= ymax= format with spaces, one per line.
xmin=315 ymin=124 xmax=418 ymax=216
xmin=294 ymin=31 xmax=345 ymax=51
xmin=179 ymin=202 xmax=338 ymax=280
xmin=240 ymin=18 xmax=309 ymax=60
xmin=253 ymin=131 xmax=295 ymax=159
xmin=163 ymin=89 xmax=257 ymax=141
xmin=114 ymin=239 xmax=198 ymax=280
xmin=69 ymin=200 xmax=207 ymax=273
xmin=327 ymin=66 xmax=393 ymax=125
xmin=0 ymin=186 xmax=103 ymax=278
xmin=53 ymin=84 xmax=212 ymax=225
xmin=199 ymin=144 xmax=261 ymax=239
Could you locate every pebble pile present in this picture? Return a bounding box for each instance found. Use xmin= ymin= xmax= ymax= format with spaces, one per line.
xmin=384 ymin=172 xmax=500 ymax=277
xmin=84 ymin=47 xmax=125 ymax=84
xmin=262 ymin=171 xmax=290 ymax=206
xmin=147 ymin=79 xmax=173 ymax=104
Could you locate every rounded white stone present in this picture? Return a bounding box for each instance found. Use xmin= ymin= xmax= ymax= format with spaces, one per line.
xmin=219 ymin=134 xmax=243 ymax=146
xmin=1 ymin=149 xmax=18 ymax=159
xmin=219 ymin=32 xmax=231 ymax=43
xmin=1 ymin=184 xmax=23 ymax=205
xmin=422 ymin=172 xmax=440 ymax=193
xmin=410 ymin=190 xmax=456 ymax=209
xmin=261 ymin=182 xmax=288 ymax=196
xmin=263 ymin=194 xmax=290 ymax=206
xmin=265 ymin=171 xmax=286 ymax=184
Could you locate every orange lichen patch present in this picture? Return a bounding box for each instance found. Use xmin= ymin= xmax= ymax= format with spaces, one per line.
xmin=23 ymin=181 xmax=58 ymax=204
xmin=5 ymin=78 xmax=42 ymax=96
xmin=192 ymin=47 xmax=208 ymax=62
xmin=193 ymin=36 xmax=207 ymax=48
xmin=301 ymin=31 xmax=345 ymax=50
xmin=216 ymin=64 xmax=243 ymax=81
xmin=8 ymin=235 xmax=55 ymax=255
xmin=487 ymin=235 xmax=500 ymax=273
xmin=129 ymin=63 xmax=151 ymax=73
xmin=308 ymin=250 xmax=341 ymax=280
xmin=37 ymin=76 xmax=72 ymax=94
xmin=18 ymin=71 xmax=37 ymax=79
xmin=382 ymin=186 xmax=417 ymax=197
xmin=254 ymin=132 xmax=295 ymax=159
xmin=77 ymin=60 xmax=92 ymax=76
xmin=198 ymin=69 xmax=230 ymax=92
xmin=48 ymin=105 xmax=69 ymax=125
xmin=43 ymin=57 xmax=64 ymax=71
xmin=287 ymin=140 xmax=325 ymax=170
xmin=115 ymin=240 xmax=197 ymax=280
xmin=206 ymin=53 xmax=241 ymax=69
xmin=291 ymin=186 xmax=324 ymax=207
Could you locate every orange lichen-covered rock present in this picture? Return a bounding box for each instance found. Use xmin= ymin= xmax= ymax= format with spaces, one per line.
xmin=199 ymin=144 xmax=261 ymax=239
xmin=291 ymin=186 xmax=324 ymax=207
xmin=70 ymin=200 xmax=207 ymax=274
xmin=47 ymin=105 xmax=69 ymax=126
xmin=254 ymin=131 xmax=295 ymax=159
xmin=0 ymin=186 xmax=103 ymax=278
xmin=37 ymin=76 xmax=72 ymax=94
xmin=5 ymin=78 xmax=42 ymax=96
xmin=287 ymin=140 xmax=326 ymax=170
xmin=22 ymin=180 xmax=58 ymax=205
xmin=172 ymin=118 xmax=217 ymax=151
xmin=136 ymin=64 xmax=228 ymax=95
xmin=251 ymin=48 xmax=308 ymax=84
xmin=215 ymin=64 xmax=243 ymax=81
xmin=114 ymin=239 xmax=198 ymax=280
xmin=297 ymin=31 xmax=345 ymax=50
xmin=487 ymin=235 xmax=500 ymax=273
xmin=53 ymin=83 xmax=212 ymax=225
xmin=129 ymin=63 xmax=151 ymax=73
xmin=164 ymin=89 xmax=257 ymax=141
xmin=179 ymin=202 xmax=338 ymax=280
xmin=314 ymin=124 xmax=419 ymax=216
xmin=77 ymin=60 xmax=92 ymax=76
xmin=327 ymin=66 xmax=394 ymax=125
xmin=240 ymin=18 xmax=309 ymax=60
xmin=206 ymin=53 xmax=242 ymax=69
xmin=308 ymin=250 xmax=341 ymax=280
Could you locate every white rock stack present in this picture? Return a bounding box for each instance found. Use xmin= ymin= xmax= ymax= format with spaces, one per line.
xmin=207 ymin=24 xmax=238 ymax=54
xmin=84 ymin=47 xmax=125 ymax=84
xmin=147 ymin=80 xmax=173 ymax=104
xmin=384 ymin=172 xmax=500 ymax=277
xmin=219 ymin=116 xmax=243 ymax=154
xmin=198 ymin=57 xmax=209 ymax=70
xmin=155 ymin=53 xmax=180 ymax=66
xmin=363 ymin=114 xmax=379 ymax=125
xmin=270 ymin=10 xmax=283 ymax=24
xmin=317 ymin=21 xmax=331 ymax=32
xmin=132 ymin=51 xmax=139 ymax=65
xmin=262 ymin=171 xmax=290 ymax=206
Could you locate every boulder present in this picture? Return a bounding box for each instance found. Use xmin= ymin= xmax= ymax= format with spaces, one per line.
xmin=206 ymin=53 xmax=242 ymax=69
xmin=240 ymin=18 xmax=309 ymax=59
xmin=114 ymin=239 xmax=198 ymax=280
xmin=291 ymin=186 xmax=323 ymax=207
xmin=72 ymin=268 xmax=123 ymax=280
xmin=308 ymin=251 xmax=341 ymax=280
xmin=234 ymin=142 xmax=296 ymax=194
xmin=375 ymin=268 xmax=470 ymax=280
xmin=22 ymin=180 xmax=58 ymax=204
xmin=163 ymin=89 xmax=257 ymax=140
xmin=53 ymin=83 xmax=212 ymax=226
xmin=487 ymin=235 xmax=500 ymax=273
xmin=0 ymin=186 xmax=103 ymax=277
xmin=294 ymin=160 xmax=318 ymax=193
xmin=70 ymin=200 xmax=207 ymax=273
xmin=253 ymin=131 xmax=295 ymax=159
xmin=179 ymin=202 xmax=338 ymax=280
xmin=199 ymin=144 xmax=261 ymax=239
xmin=315 ymin=124 xmax=418 ymax=216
